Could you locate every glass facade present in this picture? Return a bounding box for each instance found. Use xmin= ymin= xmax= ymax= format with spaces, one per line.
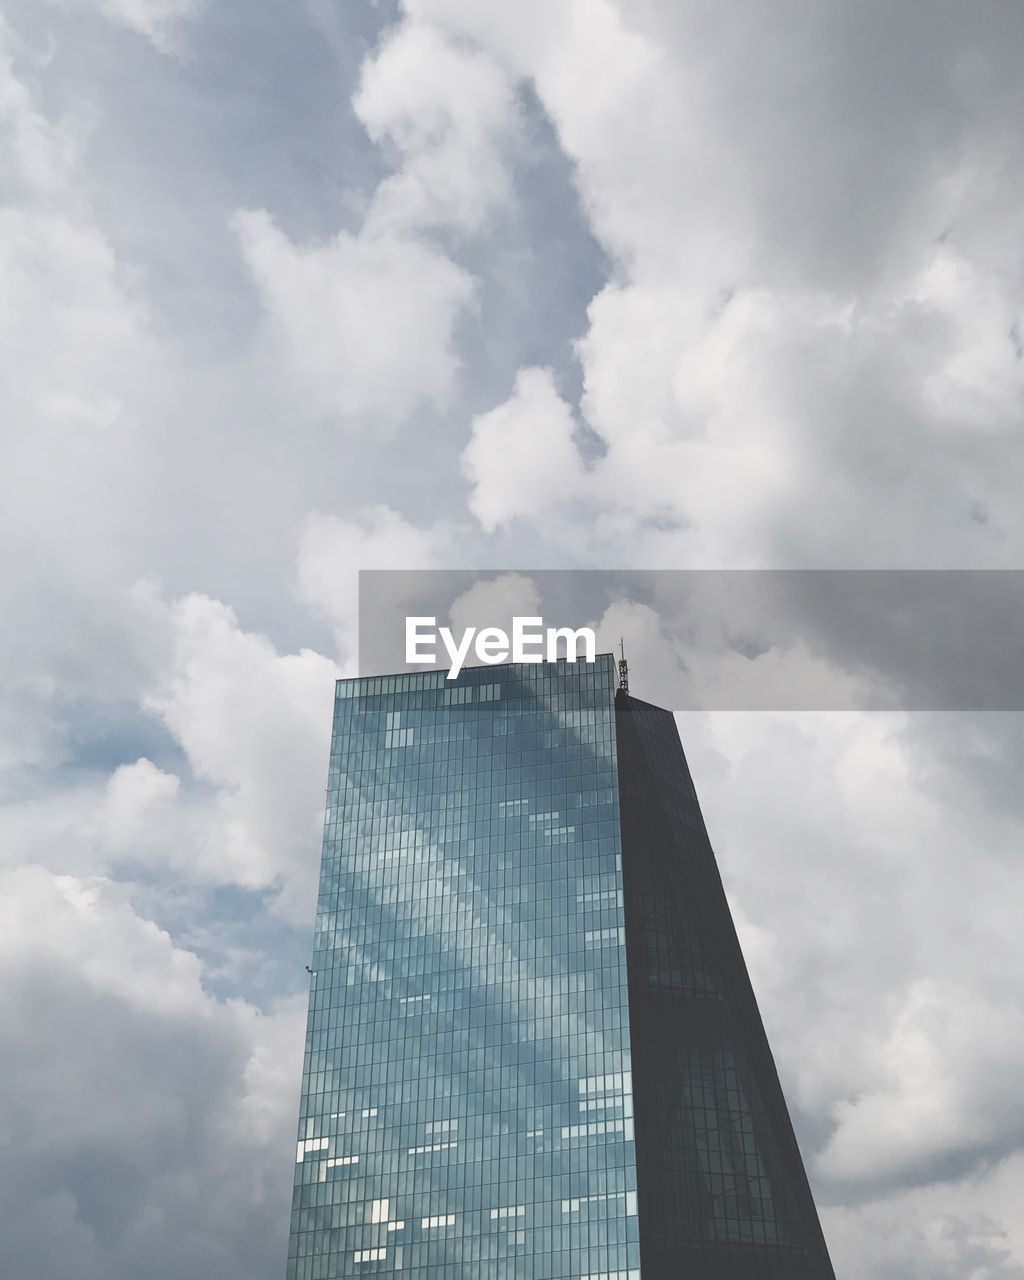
xmin=616 ymin=695 xmax=836 ymax=1280
xmin=287 ymin=656 xmax=835 ymax=1280
xmin=287 ymin=655 xmax=639 ymax=1280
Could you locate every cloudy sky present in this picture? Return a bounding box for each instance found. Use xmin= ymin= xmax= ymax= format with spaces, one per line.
xmin=3 ymin=1 xmax=1024 ymax=1276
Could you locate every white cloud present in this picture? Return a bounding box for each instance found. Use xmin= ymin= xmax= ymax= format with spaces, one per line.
xmin=456 ymin=265 xmax=1024 ymax=568
xmin=0 ymin=209 xmax=154 ymax=433
xmin=297 ymin=505 xmax=452 ymax=661
xmin=447 ymin=571 xmax=542 ymax=639
xmin=144 ymin=593 xmax=338 ymax=919
xmin=682 ymin=708 xmax=1024 ymax=1203
xmin=910 ymin=245 xmax=1024 ymax=427
xmin=233 ymin=209 xmax=475 ymax=428
xmin=0 ymin=588 xmax=335 ymax=922
xmin=0 ymin=769 xmax=186 ymax=883
xmin=461 ymin=366 xmax=586 ymax=532
xmin=232 ymin=13 xmax=528 ymax=433
xmin=100 ymin=757 xmax=181 ymax=848
xmin=0 ymin=28 xmax=165 ymax=674
xmin=354 ymin=19 xmax=522 ymax=235
xmin=0 ymin=26 xmax=155 ymax=440
xmin=412 ymin=0 xmax=1024 ymax=567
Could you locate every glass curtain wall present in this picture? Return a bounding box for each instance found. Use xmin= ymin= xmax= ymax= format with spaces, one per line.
xmin=287 ymin=654 xmax=639 ymax=1280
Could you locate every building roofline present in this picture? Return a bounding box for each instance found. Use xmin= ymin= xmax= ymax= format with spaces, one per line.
xmin=335 ymin=652 xmax=616 ymax=687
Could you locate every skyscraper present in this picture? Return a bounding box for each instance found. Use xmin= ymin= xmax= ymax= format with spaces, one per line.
xmin=287 ymin=654 xmax=835 ymax=1279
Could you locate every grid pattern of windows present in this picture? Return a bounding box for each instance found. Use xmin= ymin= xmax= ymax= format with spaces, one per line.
xmin=287 ymin=656 xmax=640 ymax=1280
xmin=617 ymin=695 xmax=836 ymax=1280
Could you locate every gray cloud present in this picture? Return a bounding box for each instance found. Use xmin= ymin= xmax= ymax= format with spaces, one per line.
xmin=0 ymin=867 xmax=306 ymax=1279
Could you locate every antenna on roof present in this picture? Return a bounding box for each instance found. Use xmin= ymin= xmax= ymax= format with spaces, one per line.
xmin=618 ymin=638 xmax=629 ymax=694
